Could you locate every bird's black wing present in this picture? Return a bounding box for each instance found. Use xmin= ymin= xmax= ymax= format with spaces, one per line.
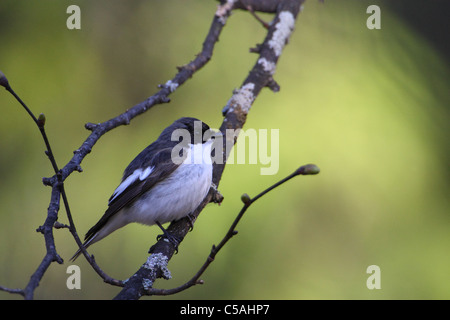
xmin=83 ymin=147 xmax=183 ymax=242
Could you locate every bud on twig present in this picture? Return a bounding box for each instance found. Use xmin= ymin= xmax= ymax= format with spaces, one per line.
xmin=37 ymin=113 xmax=46 ymax=128
xmin=0 ymin=70 xmax=10 ymax=89
xmin=295 ymin=164 xmax=320 ymax=176
xmin=240 ymin=193 xmax=252 ymax=205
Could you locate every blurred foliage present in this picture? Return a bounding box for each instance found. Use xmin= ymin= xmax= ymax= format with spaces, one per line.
xmin=0 ymin=0 xmax=449 ymax=299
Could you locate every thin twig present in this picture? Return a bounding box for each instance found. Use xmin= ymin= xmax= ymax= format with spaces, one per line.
xmin=0 ymin=285 xmax=24 ymax=297
xmin=115 ymin=0 xmax=306 ymax=300
xmin=145 ymin=164 xmax=319 ymax=296
xmin=0 ymin=72 xmax=123 ymax=297
xmin=239 ymin=0 xmax=270 ymax=29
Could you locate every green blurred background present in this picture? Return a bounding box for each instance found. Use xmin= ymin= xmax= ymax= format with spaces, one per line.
xmin=0 ymin=0 xmax=449 ymax=299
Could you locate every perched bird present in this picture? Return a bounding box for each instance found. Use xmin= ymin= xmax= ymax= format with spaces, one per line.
xmin=71 ymin=117 xmax=214 ymax=261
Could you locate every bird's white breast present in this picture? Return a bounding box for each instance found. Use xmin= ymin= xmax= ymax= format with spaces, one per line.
xmin=126 ymin=141 xmax=213 ymax=226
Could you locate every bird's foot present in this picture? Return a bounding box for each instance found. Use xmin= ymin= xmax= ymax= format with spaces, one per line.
xmin=148 ymin=221 xmax=181 ymax=254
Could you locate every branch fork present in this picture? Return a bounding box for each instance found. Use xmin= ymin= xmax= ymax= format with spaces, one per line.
xmin=0 ymin=0 xmax=308 ymax=300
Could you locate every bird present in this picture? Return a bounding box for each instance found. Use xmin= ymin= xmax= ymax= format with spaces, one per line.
xmin=71 ymin=117 xmax=214 ymax=261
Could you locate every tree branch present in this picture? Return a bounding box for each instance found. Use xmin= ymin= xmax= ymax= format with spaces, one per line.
xmin=143 ymin=164 xmax=319 ymax=296
xmin=1 ymin=0 xmax=307 ymax=300
xmin=0 ymin=0 xmax=231 ymax=299
xmin=114 ymin=0 xmax=305 ymax=300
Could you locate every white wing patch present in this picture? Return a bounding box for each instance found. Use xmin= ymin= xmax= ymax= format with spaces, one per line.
xmin=139 ymin=166 xmax=153 ymax=180
xmin=109 ymin=166 xmax=154 ymax=204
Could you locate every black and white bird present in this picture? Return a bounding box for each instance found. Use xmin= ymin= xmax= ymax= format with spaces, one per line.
xmin=71 ymin=117 xmax=214 ymax=261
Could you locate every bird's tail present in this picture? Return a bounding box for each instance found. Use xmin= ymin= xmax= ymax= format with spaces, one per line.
xmin=69 ymin=211 xmax=127 ymax=261
xmin=69 ymin=235 xmax=97 ymax=262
